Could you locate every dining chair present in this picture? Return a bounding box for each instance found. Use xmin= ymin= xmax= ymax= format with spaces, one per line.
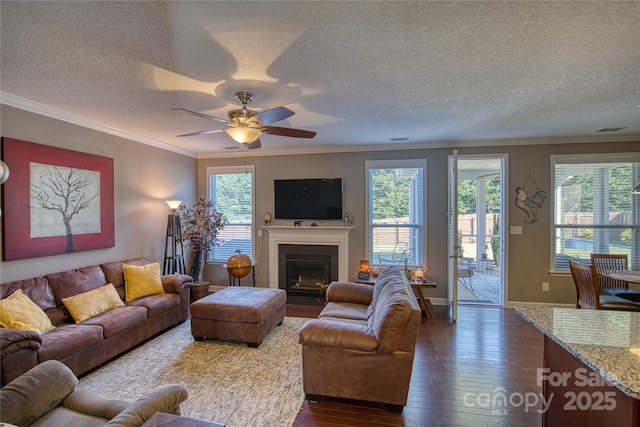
xmin=569 ymin=260 xmax=640 ymax=311
xmin=589 ymin=253 xmax=640 ymax=301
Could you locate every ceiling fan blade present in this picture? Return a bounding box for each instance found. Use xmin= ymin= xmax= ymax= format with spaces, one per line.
xmin=246 ymin=139 xmax=262 ymax=150
xmin=176 ymin=129 xmax=224 ymax=137
xmin=247 ymin=106 xmax=294 ymax=125
xmin=262 ymin=126 xmax=316 ymax=139
xmin=171 ymin=108 xmax=229 ymax=125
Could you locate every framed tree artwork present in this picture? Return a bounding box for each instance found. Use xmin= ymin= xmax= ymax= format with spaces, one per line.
xmin=1 ymin=138 xmax=114 ymax=260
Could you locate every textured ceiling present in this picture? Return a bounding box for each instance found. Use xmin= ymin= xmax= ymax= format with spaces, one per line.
xmin=1 ymin=1 xmax=639 ymax=158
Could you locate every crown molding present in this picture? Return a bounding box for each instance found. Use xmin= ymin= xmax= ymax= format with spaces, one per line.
xmin=198 ymin=133 xmax=640 ymax=159
xmin=2 ymin=92 xmax=637 ymax=160
xmin=0 ymin=92 xmax=198 ymax=158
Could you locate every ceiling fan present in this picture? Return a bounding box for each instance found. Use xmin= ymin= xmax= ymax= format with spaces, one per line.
xmin=171 ymin=91 xmax=316 ymax=149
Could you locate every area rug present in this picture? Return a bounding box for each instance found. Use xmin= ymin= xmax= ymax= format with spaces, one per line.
xmin=79 ymin=317 xmax=308 ymax=427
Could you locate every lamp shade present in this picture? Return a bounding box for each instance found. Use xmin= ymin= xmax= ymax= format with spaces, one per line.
xmin=225 ymin=127 xmax=262 ymax=144
xmin=358 ymin=259 xmax=370 ymax=280
xmin=166 ymin=200 xmax=182 ymax=210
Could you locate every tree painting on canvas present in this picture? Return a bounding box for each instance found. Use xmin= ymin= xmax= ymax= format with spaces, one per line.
xmin=29 ymin=163 xmax=101 ymax=253
xmin=1 ymin=138 xmax=114 ymax=260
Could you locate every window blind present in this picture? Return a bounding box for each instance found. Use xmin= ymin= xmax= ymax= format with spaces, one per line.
xmin=552 ymin=154 xmax=640 ymax=270
xmin=207 ymin=165 xmax=254 ymax=262
xmin=366 ymin=160 xmax=426 ymax=268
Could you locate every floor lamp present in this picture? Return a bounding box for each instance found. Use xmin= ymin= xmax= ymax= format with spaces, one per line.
xmin=163 ymin=200 xmax=186 ymax=275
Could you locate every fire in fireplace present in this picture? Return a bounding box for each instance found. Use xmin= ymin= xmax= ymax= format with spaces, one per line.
xmin=278 ymin=244 xmax=338 ymax=297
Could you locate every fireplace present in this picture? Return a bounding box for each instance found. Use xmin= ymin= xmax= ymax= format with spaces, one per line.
xmin=278 ymin=244 xmax=338 ymax=296
xmin=265 ymin=226 xmax=352 ymax=288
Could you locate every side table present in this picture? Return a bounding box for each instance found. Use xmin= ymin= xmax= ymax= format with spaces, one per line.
xmin=410 ymin=279 xmax=436 ymax=319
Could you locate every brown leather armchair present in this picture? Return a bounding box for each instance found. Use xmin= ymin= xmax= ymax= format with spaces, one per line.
xmin=1 ymin=360 xmax=188 ymax=426
xmin=298 ymin=267 xmax=421 ymax=412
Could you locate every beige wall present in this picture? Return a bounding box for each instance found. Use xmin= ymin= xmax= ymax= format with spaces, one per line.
xmin=0 ymin=105 xmax=197 ymax=283
xmin=2 ymin=102 xmax=637 ymax=306
xmin=199 ymin=140 xmax=640 ymax=305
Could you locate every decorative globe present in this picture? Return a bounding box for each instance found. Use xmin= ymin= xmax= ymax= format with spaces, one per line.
xmin=226 ymin=251 xmax=252 ymax=278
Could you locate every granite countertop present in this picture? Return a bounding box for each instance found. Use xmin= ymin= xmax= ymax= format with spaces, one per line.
xmin=516 ymin=306 xmax=640 ymax=399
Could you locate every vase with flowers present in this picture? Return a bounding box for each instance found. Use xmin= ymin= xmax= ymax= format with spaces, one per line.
xmin=178 ymin=198 xmax=228 ymax=286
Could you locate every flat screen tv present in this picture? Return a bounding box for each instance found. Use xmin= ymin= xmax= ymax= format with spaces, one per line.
xmin=274 ymin=178 xmax=343 ymax=220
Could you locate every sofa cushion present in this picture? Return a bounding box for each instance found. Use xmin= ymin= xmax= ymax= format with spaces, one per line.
xmin=0 ymin=289 xmax=55 ymax=334
xmin=366 ymin=267 xmax=403 ymax=319
xmin=62 ymin=284 xmax=125 ymax=324
xmin=0 ymin=277 xmax=57 ymax=312
xmin=81 ymin=306 xmax=147 ymax=338
xmin=46 ymin=266 xmax=109 ymax=323
xmin=370 ymin=282 xmax=413 ymax=354
xmin=325 ymin=281 xmax=373 ymax=305
xmin=315 ymin=316 xmax=368 ymax=327
xmin=37 ymin=324 xmax=103 ymax=362
xmin=123 ymin=262 xmax=164 ymax=301
xmin=29 ymin=407 xmax=108 ymax=427
xmin=126 ymin=293 xmax=180 ymax=318
xmin=298 ymin=319 xmax=378 ymax=352
xmin=319 ymin=301 xmax=369 ymax=321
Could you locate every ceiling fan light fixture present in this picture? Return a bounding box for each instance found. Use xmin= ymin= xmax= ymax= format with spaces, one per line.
xmin=225 ymin=127 xmax=262 ymax=144
xmin=173 ymin=91 xmax=311 ymax=150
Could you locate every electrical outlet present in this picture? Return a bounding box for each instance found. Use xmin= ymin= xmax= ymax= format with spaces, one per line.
xmin=542 ymin=282 xmax=549 ymax=292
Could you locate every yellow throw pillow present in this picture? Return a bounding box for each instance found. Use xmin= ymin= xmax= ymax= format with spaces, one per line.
xmin=123 ymin=262 xmax=165 ymax=301
xmin=0 ymin=289 xmax=55 ymax=334
xmin=62 ymin=284 xmax=125 ymax=324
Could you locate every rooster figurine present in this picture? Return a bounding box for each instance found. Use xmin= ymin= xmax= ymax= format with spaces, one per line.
xmin=516 ymin=187 xmax=546 ymax=223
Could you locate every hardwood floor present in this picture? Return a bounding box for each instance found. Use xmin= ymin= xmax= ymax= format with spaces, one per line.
xmin=288 ymin=304 xmax=544 ymax=427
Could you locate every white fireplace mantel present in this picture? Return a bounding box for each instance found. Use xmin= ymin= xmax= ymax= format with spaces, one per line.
xmin=264 ymin=226 xmax=353 ymax=289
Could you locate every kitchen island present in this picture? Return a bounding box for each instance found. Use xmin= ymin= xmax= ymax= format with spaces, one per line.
xmin=516 ymin=307 xmax=640 ymax=426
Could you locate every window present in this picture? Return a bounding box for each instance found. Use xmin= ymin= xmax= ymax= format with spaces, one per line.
xmin=207 ymin=165 xmax=254 ymax=262
xmin=366 ymin=159 xmax=426 ymax=268
xmin=551 ymin=154 xmax=640 ymax=272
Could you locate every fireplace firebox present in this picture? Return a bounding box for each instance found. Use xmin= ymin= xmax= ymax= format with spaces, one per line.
xmin=278 ymin=244 xmax=338 ymax=296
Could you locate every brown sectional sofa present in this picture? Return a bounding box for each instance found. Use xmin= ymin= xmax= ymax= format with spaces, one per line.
xmin=298 ymin=267 xmax=421 ymax=412
xmin=0 ymin=258 xmax=192 ymax=386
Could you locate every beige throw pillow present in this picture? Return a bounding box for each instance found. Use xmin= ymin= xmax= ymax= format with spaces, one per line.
xmin=123 ymin=262 xmax=165 ymax=301
xmin=0 ymin=289 xmax=55 ymax=333
xmin=62 ymin=283 xmax=125 ymax=324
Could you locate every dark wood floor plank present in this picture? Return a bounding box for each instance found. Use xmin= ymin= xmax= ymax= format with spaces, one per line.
xmin=290 ymin=304 xmax=543 ymax=427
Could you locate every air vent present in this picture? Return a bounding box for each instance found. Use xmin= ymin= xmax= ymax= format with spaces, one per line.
xmin=389 ymin=137 xmax=409 ymax=142
xmin=224 ymin=146 xmax=241 ymax=150
xmin=595 ymin=127 xmax=627 ymax=133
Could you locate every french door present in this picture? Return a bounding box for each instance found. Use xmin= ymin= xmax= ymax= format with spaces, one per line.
xmin=448 ymin=153 xmax=508 ymax=316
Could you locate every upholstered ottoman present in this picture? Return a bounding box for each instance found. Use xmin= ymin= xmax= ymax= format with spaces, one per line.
xmin=190 ymin=287 xmax=286 ymax=347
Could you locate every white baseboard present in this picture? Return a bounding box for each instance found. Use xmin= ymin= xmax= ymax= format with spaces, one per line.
xmin=427 ymin=297 xmax=573 ymax=309
xmin=506 ymin=301 xmax=574 ymax=309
